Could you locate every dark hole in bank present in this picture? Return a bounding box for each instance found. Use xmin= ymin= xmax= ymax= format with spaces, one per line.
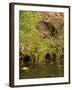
xmin=45 ymin=53 xmax=51 ymax=62
xmin=23 ymin=55 xmax=31 ymax=64
xmin=45 ymin=53 xmax=56 ymax=63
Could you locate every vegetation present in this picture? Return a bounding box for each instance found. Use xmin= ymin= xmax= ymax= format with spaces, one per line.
xmin=19 ymin=11 xmax=64 ymax=64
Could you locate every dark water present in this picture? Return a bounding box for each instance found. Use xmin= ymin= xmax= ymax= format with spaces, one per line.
xmin=19 ymin=61 xmax=64 ymax=79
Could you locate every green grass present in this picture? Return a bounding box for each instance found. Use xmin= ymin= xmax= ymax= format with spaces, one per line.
xmin=19 ymin=11 xmax=64 ymax=63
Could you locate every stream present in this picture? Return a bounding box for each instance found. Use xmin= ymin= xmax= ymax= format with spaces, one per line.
xmin=19 ymin=61 xmax=64 ymax=79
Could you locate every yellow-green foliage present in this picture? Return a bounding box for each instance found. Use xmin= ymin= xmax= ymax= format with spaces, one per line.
xmin=19 ymin=11 xmax=64 ymax=63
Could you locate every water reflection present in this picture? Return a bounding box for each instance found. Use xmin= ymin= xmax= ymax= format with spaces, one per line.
xmin=19 ymin=60 xmax=64 ymax=79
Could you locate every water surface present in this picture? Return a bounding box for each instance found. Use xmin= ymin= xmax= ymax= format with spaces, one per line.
xmin=19 ymin=61 xmax=64 ymax=79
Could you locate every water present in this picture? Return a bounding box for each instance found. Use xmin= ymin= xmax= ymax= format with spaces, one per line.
xmin=19 ymin=61 xmax=64 ymax=79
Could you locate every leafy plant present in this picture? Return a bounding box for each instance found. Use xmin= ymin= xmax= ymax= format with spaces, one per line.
xmin=19 ymin=11 xmax=64 ymax=64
